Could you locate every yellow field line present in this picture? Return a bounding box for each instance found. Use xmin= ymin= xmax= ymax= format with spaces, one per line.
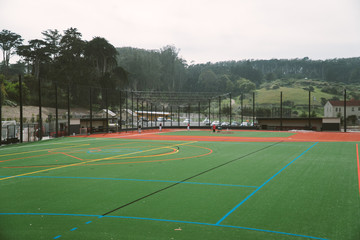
xmin=0 ymin=141 xmax=197 ymax=181
xmin=110 ymin=147 xmax=178 ymax=160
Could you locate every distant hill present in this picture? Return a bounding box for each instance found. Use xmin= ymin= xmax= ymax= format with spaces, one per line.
xmin=230 ymin=78 xmax=354 ymax=117
xmin=116 ymin=47 xmax=360 ymax=96
xmin=254 ymin=79 xmax=344 ymax=105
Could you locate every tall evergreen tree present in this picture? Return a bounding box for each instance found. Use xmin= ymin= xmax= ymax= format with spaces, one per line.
xmin=0 ymin=29 xmax=23 ymax=68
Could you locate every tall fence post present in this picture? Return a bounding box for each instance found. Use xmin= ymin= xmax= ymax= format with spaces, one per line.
xmin=188 ymin=104 xmax=190 ymax=126
xmin=38 ymin=77 xmax=42 ymax=140
xmin=55 ymin=83 xmax=59 ymax=137
xmin=280 ymin=91 xmax=283 ymax=131
xmin=218 ymin=96 xmax=221 ymax=125
xmin=147 ymin=101 xmax=149 ymax=128
xmin=0 ymin=78 xmax=2 ymax=146
xmin=344 ymin=89 xmax=347 ymax=132
xmin=208 ymin=98 xmax=211 ymax=126
xmin=240 ymin=94 xmax=243 ymax=123
xmin=119 ymin=90 xmax=122 ymax=131
xmin=308 ymin=90 xmax=311 ymax=130
xmin=145 ymin=100 xmax=149 ymax=127
xmin=89 ymin=87 xmax=92 ymax=134
xmin=105 ymin=88 xmax=109 ymax=133
xmin=163 ymin=105 xmax=165 ymax=126
xmin=141 ymin=100 xmax=144 ymax=128
xmin=253 ymin=92 xmax=255 ymax=124
xmin=125 ymin=91 xmax=128 ymax=132
xmin=145 ymin=101 xmax=148 ymax=128
xmin=19 ymin=75 xmax=23 ymax=143
xmin=154 ymin=105 xmax=157 ymax=127
xmin=131 ymin=91 xmax=134 ymax=130
xmin=229 ymin=93 xmax=232 ymax=126
xmin=198 ymin=102 xmax=200 ymax=127
xmin=178 ymin=106 xmax=180 ymax=127
xmin=150 ymin=103 xmax=153 ymax=128
xmin=136 ymin=97 xmax=139 ymax=126
xmin=67 ymin=85 xmax=70 ymax=136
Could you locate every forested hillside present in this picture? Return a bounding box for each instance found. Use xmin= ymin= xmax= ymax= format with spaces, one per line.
xmin=117 ymin=46 xmax=360 ymax=95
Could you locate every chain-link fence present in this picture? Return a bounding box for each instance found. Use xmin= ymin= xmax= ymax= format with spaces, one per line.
xmin=1 ymin=76 xmax=358 ymax=145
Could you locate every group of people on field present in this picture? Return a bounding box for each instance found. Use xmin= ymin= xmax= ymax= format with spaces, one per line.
xmin=138 ymin=121 xmax=221 ymax=134
xmin=138 ymin=122 xmax=191 ymax=133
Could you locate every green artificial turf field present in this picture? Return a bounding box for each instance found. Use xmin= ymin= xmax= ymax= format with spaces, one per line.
xmin=0 ymin=137 xmax=359 ymax=240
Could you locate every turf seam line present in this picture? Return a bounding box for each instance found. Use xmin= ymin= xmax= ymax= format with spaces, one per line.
xmin=216 ymin=142 xmax=318 ymax=225
xmin=101 ymin=141 xmax=283 ymax=216
xmin=0 ymin=175 xmax=258 ymax=188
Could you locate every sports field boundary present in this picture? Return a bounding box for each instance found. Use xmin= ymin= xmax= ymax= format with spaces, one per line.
xmin=1 ymin=132 xmax=358 ymax=240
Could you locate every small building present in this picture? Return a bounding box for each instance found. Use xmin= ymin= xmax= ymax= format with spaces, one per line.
xmin=322 ymin=118 xmax=341 ymax=131
xmin=324 ymin=99 xmax=360 ymax=118
xmin=135 ymin=111 xmax=171 ymax=121
xmin=257 ymin=117 xmax=323 ymax=131
xmin=78 ymin=109 xmax=119 ymax=133
xmin=257 ymin=117 xmax=341 ymax=131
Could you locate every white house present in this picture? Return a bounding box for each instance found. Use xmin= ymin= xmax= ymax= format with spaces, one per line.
xmin=324 ymin=99 xmax=360 ymax=118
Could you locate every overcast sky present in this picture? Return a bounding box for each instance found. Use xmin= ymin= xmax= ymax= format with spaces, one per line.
xmin=1 ymin=0 xmax=360 ymax=63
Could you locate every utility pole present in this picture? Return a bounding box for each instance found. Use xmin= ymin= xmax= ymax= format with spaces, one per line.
xmin=19 ymin=75 xmax=23 ymax=143
xmin=308 ymin=90 xmax=311 ymax=130
xmin=280 ymin=92 xmax=283 ymax=131
xmin=344 ymin=89 xmax=347 ymax=132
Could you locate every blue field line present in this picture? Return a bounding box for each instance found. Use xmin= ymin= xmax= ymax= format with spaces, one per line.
xmin=0 ymin=175 xmax=258 ymax=188
xmin=0 ymin=212 xmax=328 ymax=240
xmin=216 ymin=142 xmax=319 ymax=225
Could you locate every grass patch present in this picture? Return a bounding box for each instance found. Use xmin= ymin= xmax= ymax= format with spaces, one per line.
xmin=254 ymin=86 xmax=334 ymax=106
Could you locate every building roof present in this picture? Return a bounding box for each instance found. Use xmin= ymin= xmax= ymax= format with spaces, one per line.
xmin=100 ymin=109 xmax=116 ymax=117
xmin=329 ymin=99 xmax=360 ymax=107
xmin=135 ymin=111 xmax=170 ymax=115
